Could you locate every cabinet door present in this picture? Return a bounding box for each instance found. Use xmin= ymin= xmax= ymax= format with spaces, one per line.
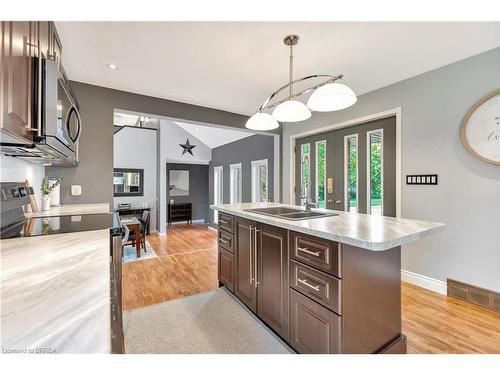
xmin=257 ymin=224 xmax=289 ymax=340
xmin=234 ymin=217 xmax=257 ymax=312
xmin=49 ymin=22 xmax=62 ymax=69
xmin=218 ymin=248 xmax=234 ymax=292
xmin=289 ymin=289 xmax=341 ymax=354
xmin=38 ymin=21 xmax=51 ymax=59
xmin=0 ymin=21 xmax=35 ymax=141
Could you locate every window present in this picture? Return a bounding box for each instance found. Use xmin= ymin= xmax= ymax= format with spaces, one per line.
xmin=315 ymin=140 xmax=326 ymax=208
xmin=300 ymin=143 xmax=311 ymax=206
xmin=367 ymin=129 xmax=383 ymax=215
xmin=251 ymin=159 xmax=268 ymax=203
xmin=229 ymin=163 xmax=242 ymax=204
xmin=344 ymin=135 xmax=358 ymax=213
xmin=213 ymin=166 xmax=223 ymax=223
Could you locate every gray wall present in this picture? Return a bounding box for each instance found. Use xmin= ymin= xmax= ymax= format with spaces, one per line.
xmin=209 ymin=134 xmax=275 ymax=226
xmin=47 ymin=81 xmax=252 ymax=207
xmin=167 ymin=163 xmax=209 ymax=222
xmin=283 ymin=47 xmax=500 ymax=292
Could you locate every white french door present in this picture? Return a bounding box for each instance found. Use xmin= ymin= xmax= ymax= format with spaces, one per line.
xmin=213 ymin=166 xmax=223 ymax=223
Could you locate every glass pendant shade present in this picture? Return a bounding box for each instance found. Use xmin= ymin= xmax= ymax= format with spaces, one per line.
xmin=307 ymin=82 xmax=357 ymax=112
xmin=272 ymin=100 xmax=311 ymax=122
xmin=245 ymin=112 xmax=279 ymax=131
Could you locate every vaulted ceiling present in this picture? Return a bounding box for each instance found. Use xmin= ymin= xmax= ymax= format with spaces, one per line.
xmin=57 ymin=22 xmax=499 ymax=116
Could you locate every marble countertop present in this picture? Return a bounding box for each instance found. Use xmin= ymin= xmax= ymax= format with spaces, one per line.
xmin=24 ymin=203 xmax=110 ymax=218
xmin=211 ymin=202 xmax=445 ymax=251
xmin=1 ymin=229 xmax=112 ymax=353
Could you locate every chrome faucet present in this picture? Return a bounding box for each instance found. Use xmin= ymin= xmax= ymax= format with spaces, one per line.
xmin=301 ymin=184 xmax=316 ymax=212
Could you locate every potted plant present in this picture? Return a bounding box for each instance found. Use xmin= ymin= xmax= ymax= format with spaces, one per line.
xmin=41 ymin=176 xmax=63 ymax=211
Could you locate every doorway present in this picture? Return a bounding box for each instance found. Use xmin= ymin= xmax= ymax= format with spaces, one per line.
xmin=294 ymin=116 xmax=396 ymax=216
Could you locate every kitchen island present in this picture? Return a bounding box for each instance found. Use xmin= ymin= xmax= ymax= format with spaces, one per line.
xmin=211 ymin=202 xmax=445 ymax=354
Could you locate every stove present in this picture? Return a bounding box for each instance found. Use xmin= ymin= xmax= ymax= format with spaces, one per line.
xmin=0 ymin=182 xmax=121 ymax=239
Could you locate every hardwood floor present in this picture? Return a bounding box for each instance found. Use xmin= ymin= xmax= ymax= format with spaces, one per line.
xmin=402 ymin=281 xmax=500 ymax=354
xmin=122 ymin=224 xmax=500 ymax=353
xmin=122 ymin=224 xmax=218 ymax=310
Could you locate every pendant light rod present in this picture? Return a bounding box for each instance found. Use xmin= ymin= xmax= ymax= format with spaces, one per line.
xmin=289 ymin=44 xmax=293 ymax=99
xmin=258 ymin=73 xmax=343 ymax=112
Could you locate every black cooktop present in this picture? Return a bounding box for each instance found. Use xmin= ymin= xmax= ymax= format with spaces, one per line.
xmin=0 ymin=213 xmax=122 ymax=240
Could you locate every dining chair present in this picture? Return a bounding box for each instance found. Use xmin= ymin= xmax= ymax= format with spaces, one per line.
xmin=127 ymin=210 xmax=150 ymax=252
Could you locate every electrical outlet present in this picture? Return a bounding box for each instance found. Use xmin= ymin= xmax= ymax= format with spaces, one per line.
xmin=71 ymin=185 xmax=82 ymax=196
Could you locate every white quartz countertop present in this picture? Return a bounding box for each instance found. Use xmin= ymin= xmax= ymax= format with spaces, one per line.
xmin=24 ymin=203 xmax=110 ymax=218
xmin=211 ymin=203 xmax=445 ymax=251
xmin=1 ymin=229 xmax=112 ymax=353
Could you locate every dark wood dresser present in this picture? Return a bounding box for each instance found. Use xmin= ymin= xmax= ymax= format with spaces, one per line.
xmin=168 ymin=203 xmax=192 ymax=226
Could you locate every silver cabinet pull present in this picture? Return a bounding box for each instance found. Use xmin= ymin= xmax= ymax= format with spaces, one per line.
xmin=297 ymin=278 xmax=321 ymax=292
xmin=219 ymin=219 xmax=228 ymax=225
xmin=219 ymin=238 xmax=228 ymax=244
xmin=297 ymin=247 xmax=320 ymax=257
xmin=254 ymin=228 xmax=260 ymax=288
xmin=249 ymin=226 xmax=253 ymax=285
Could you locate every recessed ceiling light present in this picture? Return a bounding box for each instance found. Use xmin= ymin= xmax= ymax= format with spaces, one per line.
xmin=195 ymin=127 xmax=199 ymax=131
xmin=107 ymin=64 xmax=118 ymax=70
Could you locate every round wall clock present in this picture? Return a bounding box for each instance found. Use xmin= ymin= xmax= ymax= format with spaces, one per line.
xmin=460 ymin=89 xmax=500 ymax=166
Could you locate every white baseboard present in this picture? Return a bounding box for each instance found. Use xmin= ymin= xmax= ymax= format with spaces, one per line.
xmin=401 ymin=269 xmax=447 ymax=295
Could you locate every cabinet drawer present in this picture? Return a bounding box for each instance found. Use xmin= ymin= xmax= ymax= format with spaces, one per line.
xmin=218 ymin=230 xmax=234 ymax=253
xmin=291 ymin=232 xmax=341 ymax=277
xmin=218 ymin=213 xmax=234 ymax=234
xmin=218 ymin=248 xmax=234 ymax=292
xmin=290 ymin=260 xmax=341 ymax=315
xmin=289 ymin=289 xmax=341 ymax=354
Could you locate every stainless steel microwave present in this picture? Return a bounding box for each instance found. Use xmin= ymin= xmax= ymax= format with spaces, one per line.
xmin=0 ymin=58 xmax=82 ymax=166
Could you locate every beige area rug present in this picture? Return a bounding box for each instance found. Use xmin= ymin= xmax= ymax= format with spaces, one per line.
xmin=123 ymin=287 xmax=294 ymax=354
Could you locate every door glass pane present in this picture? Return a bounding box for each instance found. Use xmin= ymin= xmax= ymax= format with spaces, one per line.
xmin=230 ymin=164 xmax=242 ymax=204
xmin=300 ymin=143 xmax=311 ymax=206
xmin=258 ymin=164 xmax=267 ymax=202
xmin=368 ymin=130 xmax=383 ymax=215
xmin=345 ymin=135 xmax=358 ymax=213
xmin=252 ymin=160 xmax=268 ymax=203
xmin=315 ymin=141 xmax=326 ymax=208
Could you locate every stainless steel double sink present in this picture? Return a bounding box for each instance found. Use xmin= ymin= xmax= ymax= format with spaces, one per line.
xmin=244 ymin=206 xmax=338 ymax=221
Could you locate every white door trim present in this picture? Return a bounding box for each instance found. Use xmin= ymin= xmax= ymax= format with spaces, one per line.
xmin=289 ymin=107 xmax=402 ymax=217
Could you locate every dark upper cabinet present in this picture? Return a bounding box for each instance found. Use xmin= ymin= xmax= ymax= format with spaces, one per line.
xmin=234 ymin=216 xmax=257 ymax=313
xmin=257 ymin=223 xmax=289 ymax=341
xmin=1 ymin=21 xmax=64 ymax=143
xmin=49 ymin=23 xmax=62 ymax=70
xmin=0 ymin=21 xmax=36 ymax=142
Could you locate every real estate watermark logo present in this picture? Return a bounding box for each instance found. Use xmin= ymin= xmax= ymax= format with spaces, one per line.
xmin=2 ymin=347 xmax=56 ymax=354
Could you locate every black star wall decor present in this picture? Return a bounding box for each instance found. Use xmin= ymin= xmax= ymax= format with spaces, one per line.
xmin=179 ymin=139 xmax=196 ymax=156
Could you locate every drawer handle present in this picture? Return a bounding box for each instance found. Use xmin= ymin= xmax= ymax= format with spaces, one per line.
xmin=219 ymin=220 xmax=228 ymax=225
xmin=297 ymin=247 xmax=320 ymax=257
xmin=297 ymin=278 xmax=321 ymax=292
xmin=219 ymin=238 xmax=228 ymax=244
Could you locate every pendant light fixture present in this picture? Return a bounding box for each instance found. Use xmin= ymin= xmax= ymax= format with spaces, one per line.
xmin=245 ymin=34 xmax=357 ymax=131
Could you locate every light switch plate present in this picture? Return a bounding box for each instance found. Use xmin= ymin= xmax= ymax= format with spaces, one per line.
xmin=71 ymin=185 xmax=82 ymax=196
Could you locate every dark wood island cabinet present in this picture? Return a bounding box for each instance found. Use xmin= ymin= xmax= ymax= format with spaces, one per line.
xmin=217 ymin=211 xmax=407 ymax=354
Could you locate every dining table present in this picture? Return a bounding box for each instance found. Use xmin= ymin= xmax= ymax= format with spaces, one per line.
xmin=120 ymin=215 xmax=142 ymax=258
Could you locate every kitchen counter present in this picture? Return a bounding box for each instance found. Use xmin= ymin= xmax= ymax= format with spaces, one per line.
xmin=1 ymin=229 xmax=112 ymax=353
xmin=211 ymin=202 xmax=444 ymax=251
xmin=24 ymin=203 xmax=110 ymax=218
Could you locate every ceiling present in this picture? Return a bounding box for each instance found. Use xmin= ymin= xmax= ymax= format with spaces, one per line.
xmin=56 ymin=22 xmax=499 ymax=115
xmin=174 ymin=121 xmax=254 ymax=149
